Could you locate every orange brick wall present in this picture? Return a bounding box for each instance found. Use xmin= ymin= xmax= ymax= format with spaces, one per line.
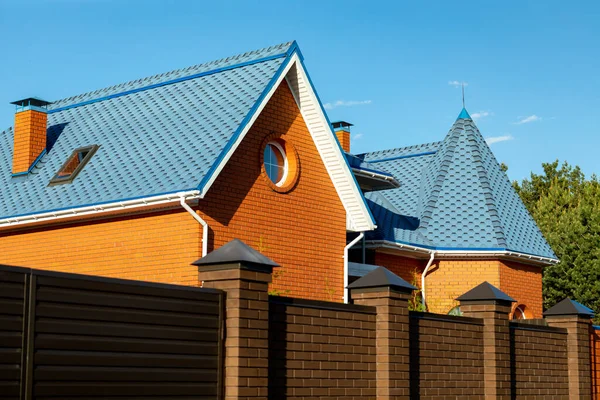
xmin=592 ymin=326 xmax=600 ymax=400
xmin=424 ymin=259 xmax=501 ymax=314
xmin=0 ymin=81 xmax=347 ymax=301
xmin=196 ymin=81 xmax=346 ymax=301
xmin=12 ymin=109 xmax=47 ymax=174
xmin=0 ymin=209 xmax=201 ymax=285
xmin=498 ymin=260 xmax=544 ymax=318
xmin=372 ymin=251 xmax=424 ymax=285
xmin=369 ymin=252 xmax=544 ymax=316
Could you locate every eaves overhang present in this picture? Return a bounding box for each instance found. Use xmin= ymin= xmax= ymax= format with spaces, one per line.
xmin=365 ymin=239 xmax=559 ymax=266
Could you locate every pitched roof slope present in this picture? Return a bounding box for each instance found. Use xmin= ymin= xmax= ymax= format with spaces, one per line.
xmin=360 ymin=109 xmax=557 ymax=261
xmin=0 ymin=43 xmax=293 ymax=219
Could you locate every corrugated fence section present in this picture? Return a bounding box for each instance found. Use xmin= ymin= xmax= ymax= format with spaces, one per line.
xmin=0 ymin=264 xmax=224 ymax=400
xmin=0 ymin=268 xmax=26 ymax=400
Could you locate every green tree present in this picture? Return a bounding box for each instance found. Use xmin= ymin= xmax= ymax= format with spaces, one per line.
xmin=514 ymin=161 xmax=600 ymax=320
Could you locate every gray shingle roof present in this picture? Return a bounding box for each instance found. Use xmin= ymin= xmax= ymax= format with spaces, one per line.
xmin=359 ymin=109 xmax=557 ymax=261
xmin=0 ymin=42 xmax=295 ymax=219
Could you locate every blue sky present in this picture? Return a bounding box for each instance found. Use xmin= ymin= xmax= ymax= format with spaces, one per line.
xmin=0 ymin=0 xmax=598 ymax=181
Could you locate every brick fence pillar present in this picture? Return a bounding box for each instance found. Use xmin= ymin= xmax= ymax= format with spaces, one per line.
xmin=348 ymin=266 xmax=416 ymax=400
xmin=458 ymin=281 xmax=515 ymax=400
xmin=545 ymin=298 xmax=595 ymax=400
xmin=193 ymin=239 xmax=279 ymax=400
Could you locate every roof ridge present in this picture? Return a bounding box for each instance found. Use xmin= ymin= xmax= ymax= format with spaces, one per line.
xmin=417 ymin=123 xmax=461 ymax=231
xmin=465 ymin=120 xmax=507 ymax=247
xmin=358 ymin=141 xmax=442 ymax=160
xmin=48 ymin=41 xmax=295 ymax=111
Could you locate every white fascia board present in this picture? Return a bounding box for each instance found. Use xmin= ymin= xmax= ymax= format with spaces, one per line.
xmin=366 ymin=240 xmax=559 ymax=266
xmin=0 ymin=190 xmax=201 ymax=229
xmin=284 ymin=54 xmax=376 ymax=233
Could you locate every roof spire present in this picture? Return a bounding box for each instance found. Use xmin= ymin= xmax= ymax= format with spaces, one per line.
xmin=455 ymin=83 xmax=471 ymax=120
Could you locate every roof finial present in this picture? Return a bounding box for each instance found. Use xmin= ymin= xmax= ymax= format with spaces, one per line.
xmin=462 ymin=83 xmax=465 ymax=109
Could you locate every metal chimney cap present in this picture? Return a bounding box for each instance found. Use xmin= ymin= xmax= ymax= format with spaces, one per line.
xmin=10 ymin=97 xmax=52 ymax=108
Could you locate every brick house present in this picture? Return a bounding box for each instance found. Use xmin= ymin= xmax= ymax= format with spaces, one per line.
xmin=0 ymin=41 xmax=556 ymax=316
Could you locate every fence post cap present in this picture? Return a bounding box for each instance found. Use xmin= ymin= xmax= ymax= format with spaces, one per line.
xmin=456 ymin=281 xmax=515 ymax=304
xmin=543 ymin=298 xmax=594 ymax=318
xmin=192 ymin=238 xmax=279 ymax=273
xmin=348 ymin=266 xmax=416 ymax=293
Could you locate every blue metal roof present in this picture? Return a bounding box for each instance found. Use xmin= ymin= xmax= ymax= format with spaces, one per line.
xmin=358 ymin=110 xmax=557 ymax=260
xmin=0 ymin=42 xmax=296 ymax=220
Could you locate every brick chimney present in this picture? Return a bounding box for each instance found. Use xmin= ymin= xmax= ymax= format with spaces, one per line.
xmin=10 ymin=98 xmax=51 ymax=175
xmin=332 ymin=121 xmax=353 ymax=153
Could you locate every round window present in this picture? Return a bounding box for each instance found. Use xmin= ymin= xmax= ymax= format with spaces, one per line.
xmin=260 ymin=135 xmax=300 ymax=193
xmin=263 ymin=141 xmax=288 ymax=186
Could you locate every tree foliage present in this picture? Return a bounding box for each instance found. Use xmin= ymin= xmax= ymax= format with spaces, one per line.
xmin=513 ymin=161 xmax=600 ymax=320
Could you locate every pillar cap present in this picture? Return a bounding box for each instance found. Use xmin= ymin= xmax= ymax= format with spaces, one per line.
xmin=348 ymin=266 xmax=416 ymax=293
xmin=543 ymin=298 xmax=594 ymax=318
xmin=456 ymin=281 xmax=515 ymax=303
xmin=192 ymin=239 xmax=279 ymax=272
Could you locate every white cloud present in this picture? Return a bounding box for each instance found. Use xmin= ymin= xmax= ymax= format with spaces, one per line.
xmin=448 ymin=80 xmax=468 ymax=87
xmin=471 ymin=111 xmax=493 ymax=120
xmin=515 ymin=115 xmax=541 ymax=124
xmin=323 ymin=100 xmax=372 ymax=110
xmin=351 ymin=133 xmax=364 ymax=141
xmin=485 ymin=135 xmax=514 ymax=145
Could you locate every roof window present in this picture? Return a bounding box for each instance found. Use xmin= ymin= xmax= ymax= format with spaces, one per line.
xmin=49 ymin=145 xmax=99 ymax=186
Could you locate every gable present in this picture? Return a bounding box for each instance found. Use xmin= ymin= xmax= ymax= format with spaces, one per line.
xmin=0 ymin=42 xmax=375 ymax=233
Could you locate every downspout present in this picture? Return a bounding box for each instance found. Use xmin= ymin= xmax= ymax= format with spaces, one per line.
xmin=344 ymin=232 xmax=364 ymax=304
xmin=421 ymin=251 xmax=436 ymax=311
xmin=179 ymin=196 xmax=208 ymax=257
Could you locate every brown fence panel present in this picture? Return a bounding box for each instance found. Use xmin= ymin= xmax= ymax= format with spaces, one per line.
xmin=408 ymin=312 xmax=485 ymax=399
xmin=510 ymin=322 xmax=569 ymax=398
xmin=593 ymin=325 xmax=600 ymax=400
xmin=0 ymin=267 xmax=27 ymax=400
xmin=268 ymin=296 xmax=377 ymax=400
xmin=0 ymin=264 xmax=224 ymax=400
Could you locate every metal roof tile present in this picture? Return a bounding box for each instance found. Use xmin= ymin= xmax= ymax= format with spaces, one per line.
xmin=0 ymin=43 xmax=291 ymax=220
xmin=358 ymin=111 xmax=557 ymax=260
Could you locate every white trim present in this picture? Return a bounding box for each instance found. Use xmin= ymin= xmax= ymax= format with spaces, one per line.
xmin=284 ymin=55 xmax=376 ymax=232
xmin=365 ymin=240 xmax=559 ymax=265
xmin=0 ymin=191 xmax=201 ymax=228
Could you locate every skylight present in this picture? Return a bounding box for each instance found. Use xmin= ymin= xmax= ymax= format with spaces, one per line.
xmin=49 ymin=145 xmax=99 ymax=186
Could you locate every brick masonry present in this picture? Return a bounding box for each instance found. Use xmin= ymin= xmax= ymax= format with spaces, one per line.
xmin=369 ymin=251 xmax=544 ymax=318
xmin=510 ymin=322 xmax=569 ymax=398
xmin=268 ymin=297 xmax=376 ymax=400
xmin=12 ymin=109 xmax=47 ymax=174
xmin=593 ymin=327 xmax=600 ymax=400
xmin=408 ymin=313 xmax=485 ymax=399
